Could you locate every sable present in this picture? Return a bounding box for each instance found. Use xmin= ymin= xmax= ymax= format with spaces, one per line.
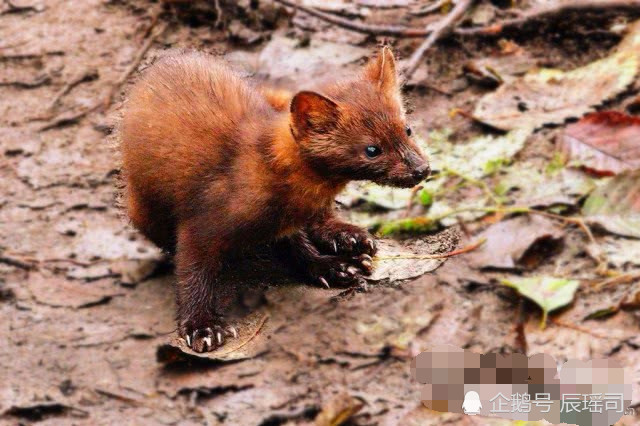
xmin=121 ymin=48 xmax=429 ymax=352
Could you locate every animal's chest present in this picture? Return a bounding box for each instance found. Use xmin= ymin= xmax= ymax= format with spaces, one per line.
xmin=268 ymin=191 xmax=332 ymax=238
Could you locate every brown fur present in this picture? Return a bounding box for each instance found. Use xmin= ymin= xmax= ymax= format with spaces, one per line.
xmin=121 ymin=48 xmax=429 ymax=352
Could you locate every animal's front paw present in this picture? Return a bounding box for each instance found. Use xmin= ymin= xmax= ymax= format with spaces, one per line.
xmin=306 ymin=253 xmax=373 ymax=288
xmin=310 ymin=222 xmax=377 ymax=257
xmin=179 ymin=317 xmax=237 ymax=353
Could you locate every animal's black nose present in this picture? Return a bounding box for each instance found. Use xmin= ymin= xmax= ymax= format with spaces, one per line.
xmin=412 ymin=163 xmax=431 ymax=181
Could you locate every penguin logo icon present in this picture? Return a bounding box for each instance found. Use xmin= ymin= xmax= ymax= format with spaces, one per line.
xmin=462 ymin=391 xmax=482 ymax=415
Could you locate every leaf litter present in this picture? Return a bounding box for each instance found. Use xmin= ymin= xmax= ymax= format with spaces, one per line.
xmin=3 ymin=1 xmax=640 ymax=424
xmin=561 ymin=111 xmax=640 ymax=176
xmin=501 ymin=277 xmax=580 ymax=327
xmin=473 ymin=20 xmax=640 ymax=131
xmin=583 ymin=170 xmax=640 ymax=239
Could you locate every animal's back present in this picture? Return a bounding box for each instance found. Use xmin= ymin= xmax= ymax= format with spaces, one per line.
xmin=121 ymin=52 xmax=270 ymax=249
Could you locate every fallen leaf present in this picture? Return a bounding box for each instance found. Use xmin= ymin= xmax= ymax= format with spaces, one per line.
xmin=621 ymin=287 xmax=640 ymax=309
xmin=591 ymin=237 xmax=640 ymax=268
xmin=27 ymin=274 xmax=123 ymax=308
xmin=496 ymin=164 xmax=595 ymax=208
xmin=561 ymin=111 xmax=640 ymax=176
xmin=337 ymin=181 xmax=413 ymax=210
xmin=314 ymin=393 xmax=364 ymax=426
xmin=582 ymin=170 xmax=640 ymax=238
xmin=160 ymin=313 xmax=269 ymax=362
xmin=72 ymin=227 xmax=159 ymax=262
xmin=473 ymin=20 xmax=640 ymax=130
xmin=369 ymin=237 xmax=452 ymax=281
xmin=432 ymin=128 xmax=531 ymax=180
xmin=258 ymin=34 xmax=369 ymax=86
xmin=501 ymin=276 xmax=580 ymax=327
xmin=467 ymin=216 xmax=565 ymax=270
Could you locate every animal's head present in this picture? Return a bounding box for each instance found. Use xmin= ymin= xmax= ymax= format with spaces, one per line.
xmin=289 ymin=47 xmax=429 ymax=188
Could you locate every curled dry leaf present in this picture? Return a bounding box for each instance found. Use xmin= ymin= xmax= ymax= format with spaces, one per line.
xmin=561 ymin=111 xmax=640 ymax=176
xmin=314 ymin=393 xmax=364 ymax=426
xmin=473 ymin=20 xmax=640 ymax=131
xmin=582 ymin=170 xmax=640 ymax=239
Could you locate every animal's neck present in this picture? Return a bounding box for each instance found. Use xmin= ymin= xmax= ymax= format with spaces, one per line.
xmin=268 ymin=115 xmax=347 ymax=207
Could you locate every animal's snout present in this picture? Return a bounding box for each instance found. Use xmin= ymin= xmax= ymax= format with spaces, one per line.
xmin=411 ymin=162 xmax=431 ymax=182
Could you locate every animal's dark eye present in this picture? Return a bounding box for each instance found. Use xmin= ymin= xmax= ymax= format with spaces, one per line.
xmin=405 ymin=126 xmax=412 ymax=137
xmin=365 ymin=145 xmax=382 ymax=158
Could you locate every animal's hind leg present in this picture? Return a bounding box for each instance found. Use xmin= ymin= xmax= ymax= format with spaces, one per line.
xmin=126 ymin=189 xmax=176 ymax=254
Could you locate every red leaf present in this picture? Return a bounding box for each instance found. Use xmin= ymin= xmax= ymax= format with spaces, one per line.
xmin=560 ymin=111 xmax=640 ymax=176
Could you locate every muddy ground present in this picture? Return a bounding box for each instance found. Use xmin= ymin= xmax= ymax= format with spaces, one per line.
xmin=1 ymin=1 xmax=640 ymax=425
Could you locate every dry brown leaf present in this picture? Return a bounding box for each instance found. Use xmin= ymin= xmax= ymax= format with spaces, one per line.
xmin=161 ymin=313 xmax=269 ymax=362
xmin=467 ymin=216 xmax=565 ymax=270
xmin=561 ymin=111 xmax=640 ymax=176
xmin=473 ymin=20 xmax=640 ymax=130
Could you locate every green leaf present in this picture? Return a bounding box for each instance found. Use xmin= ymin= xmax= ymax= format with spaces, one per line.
xmin=418 ymin=189 xmax=433 ymax=207
xmin=501 ymin=277 xmax=580 ymax=328
xmin=433 ymin=128 xmax=531 ymax=180
xmin=545 ymin=152 xmax=567 ymax=176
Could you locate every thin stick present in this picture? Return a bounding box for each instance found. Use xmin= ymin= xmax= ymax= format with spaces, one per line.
xmin=411 ymin=0 xmax=448 ymax=17
xmin=404 ymin=184 xmax=423 ymax=218
xmin=273 ymin=0 xmax=432 ymax=37
xmin=376 ymin=237 xmax=486 ymax=260
xmin=274 ymin=0 xmax=640 ymax=39
xmin=594 ymin=272 xmax=640 ymax=290
xmin=48 ymin=69 xmax=98 ymax=111
xmin=39 ymin=14 xmax=166 ymax=131
xmin=443 ymin=167 xmax=501 ymax=206
xmin=102 ymin=16 xmax=167 ymax=110
xmin=550 ymin=317 xmax=613 ymax=340
xmin=403 ymin=0 xmax=474 ymax=80
xmin=457 ymin=0 xmax=640 ymax=36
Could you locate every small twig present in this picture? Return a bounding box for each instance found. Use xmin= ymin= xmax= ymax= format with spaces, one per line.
xmin=48 ymin=69 xmax=99 ymax=111
xmin=275 ymin=0 xmax=640 ymax=41
xmin=39 ymin=14 xmax=166 ymax=131
xmin=403 ymin=0 xmax=475 ymax=81
xmin=0 ymin=74 xmax=50 ymax=89
xmin=410 ymin=0 xmax=449 ymax=17
xmin=39 ymin=105 xmax=100 ymax=131
xmin=273 ymin=0 xmax=433 ymax=37
xmin=594 ymin=272 xmax=640 ymax=290
xmin=443 ymin=167 xmax=502 ymax=206
xmin=550 ymin=317 xmax=613 ymax=340
xmin=1 ymin=252 xmax=99 ymax=268
xmin=0 ymin=255 xmax=35 ymax=270
xmin=512 ymin=299 xmax=528 ymax=355
xmin=457 ymin=0 xmax=640 ymax=36
xmin=213 ymin=0 xmax=223 ymax=28
xmin=404 ymin=184 xmax=423 ymax=218
xmin=2 ymin=0 xmax=43 ymax=14
xmin=102 ymin=15 xmax=167 ymax=110
xmin=376 ymin=237 xmax=486 ymax=260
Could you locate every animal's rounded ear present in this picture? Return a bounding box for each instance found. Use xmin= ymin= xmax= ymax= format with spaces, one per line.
xmin=290 ymin=91 xmax=339 ymax=137
xmin=363 ymin=46 xmax=398 ymax=93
